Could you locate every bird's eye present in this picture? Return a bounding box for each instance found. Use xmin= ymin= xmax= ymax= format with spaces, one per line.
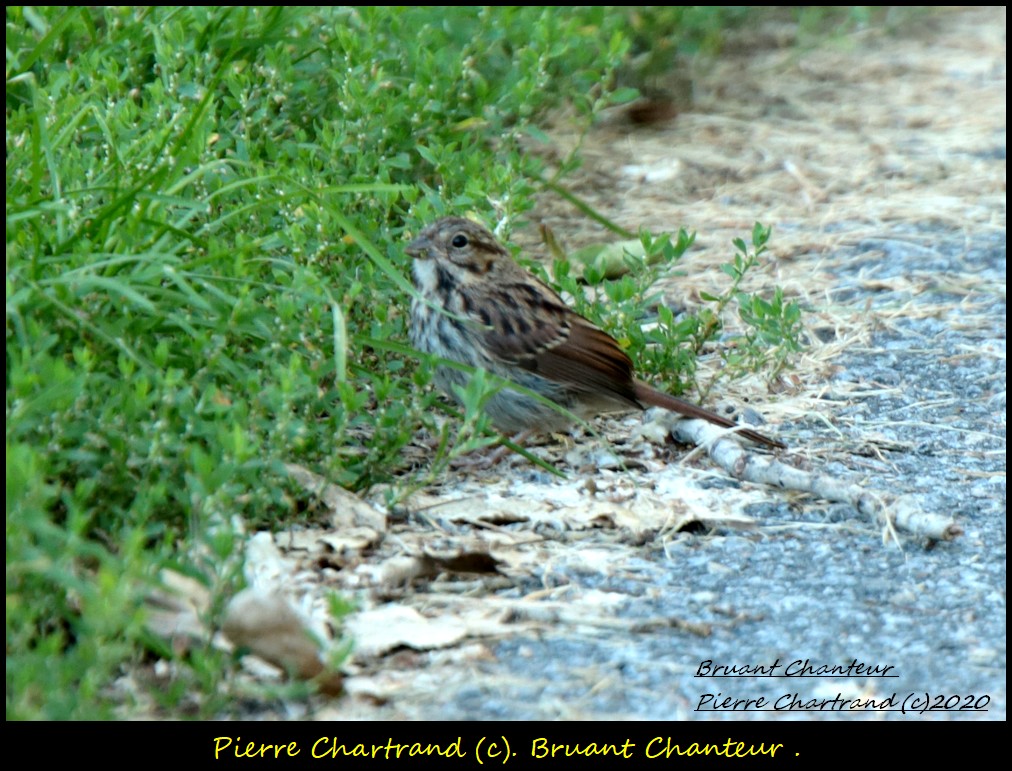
xmin=451 ymin=234 xmax=469 ymax=248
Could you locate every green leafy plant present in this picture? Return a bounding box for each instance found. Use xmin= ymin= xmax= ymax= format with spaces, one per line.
xmin=521 ymin=219 xmax=802 ymax=404
xmin=699 ymin=224 xmax=805 ymax=397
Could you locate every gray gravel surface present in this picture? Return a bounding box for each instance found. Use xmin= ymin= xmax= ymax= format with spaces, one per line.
xmin=434 ymin=229 xmax=1006 ymax=721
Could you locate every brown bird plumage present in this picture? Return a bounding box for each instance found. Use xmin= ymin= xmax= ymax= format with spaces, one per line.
xmin=406 ymin=216 xmax=784 ymax=450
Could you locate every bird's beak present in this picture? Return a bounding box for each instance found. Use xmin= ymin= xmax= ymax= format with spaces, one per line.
xmin=405 ymin=235 xmax=433 ymax=259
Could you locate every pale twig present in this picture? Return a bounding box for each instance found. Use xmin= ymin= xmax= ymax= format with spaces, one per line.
xmin=650 ymin=413 xmax=964 ymax=544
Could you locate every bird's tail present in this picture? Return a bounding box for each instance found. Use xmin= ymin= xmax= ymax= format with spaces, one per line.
xmin=633 ymin=381 xmax=785 ymax=450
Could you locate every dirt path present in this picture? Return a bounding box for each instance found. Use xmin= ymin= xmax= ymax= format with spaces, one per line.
xmin=241 ymin=8 xmax=1006 ymax=721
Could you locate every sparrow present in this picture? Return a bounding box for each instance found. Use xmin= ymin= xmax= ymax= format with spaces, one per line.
xmin=406 ymin=216 xmax=784 ymax=450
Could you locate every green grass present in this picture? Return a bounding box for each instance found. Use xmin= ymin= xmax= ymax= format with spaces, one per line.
xmin=6 ymin=6 xmax=802 ymax=718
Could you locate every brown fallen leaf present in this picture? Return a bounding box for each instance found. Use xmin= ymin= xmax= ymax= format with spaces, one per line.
xmin=285 ymin=462 xmax=387 ymax=532
xmin=223 ymin=588 xmax=343 ymax=696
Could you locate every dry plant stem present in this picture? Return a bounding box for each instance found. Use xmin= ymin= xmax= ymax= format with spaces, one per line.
xmin=657 ymin=415 xmax=964 ymax=543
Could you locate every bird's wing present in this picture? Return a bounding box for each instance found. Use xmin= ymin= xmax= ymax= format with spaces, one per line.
xmin=476 ymin=278 xmax=640 ymax=408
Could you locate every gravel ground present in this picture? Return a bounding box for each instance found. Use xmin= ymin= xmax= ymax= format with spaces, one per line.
xmin=435 ymin=228 xmax=1006 ymax=721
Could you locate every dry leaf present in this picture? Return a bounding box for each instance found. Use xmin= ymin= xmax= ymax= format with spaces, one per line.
xmin=223 ymin=588 xmax=342 ymax=695
xmin=285 ymin=462 xmax=387 ymax=532
xmin=144 ymin=569 xmax=212 ymax=653
xmin=347 ymin=605 xmax=469 ymax=657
